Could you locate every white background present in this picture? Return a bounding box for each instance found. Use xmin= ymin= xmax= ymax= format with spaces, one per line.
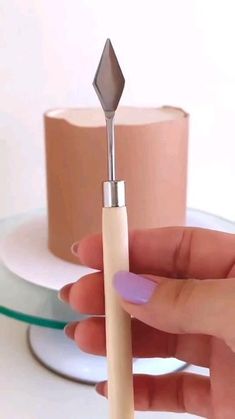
xmin=0 ymin=3 xmax=233 ymax=418
xmin=1 ymin=0 xmax=235 ymax=221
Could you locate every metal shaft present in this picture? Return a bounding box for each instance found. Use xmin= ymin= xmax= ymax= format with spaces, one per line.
xmin=106 ymin=114 xmax=115 ymax=181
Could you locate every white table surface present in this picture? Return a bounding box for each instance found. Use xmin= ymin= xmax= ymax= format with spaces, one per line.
xmin=0 ymin=315 xmax=208 ymax=419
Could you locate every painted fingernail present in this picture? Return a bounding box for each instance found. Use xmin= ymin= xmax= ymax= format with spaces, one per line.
xmin=95 ymin=381 xmax=106 ymax=396
xmin=113 ymin=271 xmax=157 ymax=304
xmin=64 ymin=322 xmax=78 ymax=339
xmin=58 ymin=283 xmax=73 ymax=302
xmin=71 ymin=241 xmax=79 ymax=256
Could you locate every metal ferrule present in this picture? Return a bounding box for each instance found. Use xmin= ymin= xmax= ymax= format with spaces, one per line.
xmin=103 ymin=180 xmax=126 ymax=208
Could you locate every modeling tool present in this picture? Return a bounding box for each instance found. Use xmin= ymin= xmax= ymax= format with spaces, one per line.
xmin=93 ymin=39 xmax=134 ymax=419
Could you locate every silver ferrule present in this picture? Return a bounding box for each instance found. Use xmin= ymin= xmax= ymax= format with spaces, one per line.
xmin=103 ymin=180 xmax=126 ymax=208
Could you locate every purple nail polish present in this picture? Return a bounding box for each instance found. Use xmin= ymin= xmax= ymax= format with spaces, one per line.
xmin=71 ymin=241 xmax=79 ymax=256
xmin=113 ymin=271 xmax=157 ymax=304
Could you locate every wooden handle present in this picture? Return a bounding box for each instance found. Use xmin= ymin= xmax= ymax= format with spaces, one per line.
xmin=102 ymin=206 xmax=134 ymax=419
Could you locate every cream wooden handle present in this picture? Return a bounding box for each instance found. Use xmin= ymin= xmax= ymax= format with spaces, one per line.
xmin=102 ymin=206 xmax=134 ymax=419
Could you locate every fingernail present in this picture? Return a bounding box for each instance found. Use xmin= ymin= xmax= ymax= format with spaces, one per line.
xmin=58 ymin=283 xmax=73 ymax=302
xmin=113 ymin=271 xmax=157 ymax=304
xmin=71 ymin=241 xmax=79 ymax=257
xmin=95 ymin=381 xmax=106 ymax=396
xmin=64 ymin=322 xmax=78 ymax=339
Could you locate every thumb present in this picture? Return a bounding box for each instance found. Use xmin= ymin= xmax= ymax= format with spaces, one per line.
xmin=113 ymin=271 xmax=235 ymax=351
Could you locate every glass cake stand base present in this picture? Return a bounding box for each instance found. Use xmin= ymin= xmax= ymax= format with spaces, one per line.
xmin=27 ymin=325 xmax=186 ymax=384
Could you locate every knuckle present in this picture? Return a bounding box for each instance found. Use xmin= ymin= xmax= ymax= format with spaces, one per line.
xmin=176 ymin=373 xmax=187 ymax=412
xmin=173 ymin=228 xmax=194 ymax=278
xmin=170 ymin=279 xmax=198 ymax=333
xmin=146 ymin=376 xmax=156 ymax=410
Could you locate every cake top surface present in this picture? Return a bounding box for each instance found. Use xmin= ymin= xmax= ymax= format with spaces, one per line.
xmin=46 ymin=106 xmax=187 ymax=127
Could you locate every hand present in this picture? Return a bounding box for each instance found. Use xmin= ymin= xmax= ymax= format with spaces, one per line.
xmin=60 ymin=227 xmax=235 ymax=418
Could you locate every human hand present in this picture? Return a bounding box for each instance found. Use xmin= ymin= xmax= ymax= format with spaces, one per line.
xmin=60 ymin=227 xmax=235 ymax=418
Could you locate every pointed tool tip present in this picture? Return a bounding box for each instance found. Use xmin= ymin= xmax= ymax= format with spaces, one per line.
xmin=104 ymin=38 xmax=113 ymax=51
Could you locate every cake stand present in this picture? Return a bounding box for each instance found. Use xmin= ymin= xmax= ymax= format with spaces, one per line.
xmin=1 ymin=209 xmax=234 ymax=384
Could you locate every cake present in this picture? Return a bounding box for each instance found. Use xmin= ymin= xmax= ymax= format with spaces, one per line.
xmin=44 ymin=106 xmax=188 ymax=263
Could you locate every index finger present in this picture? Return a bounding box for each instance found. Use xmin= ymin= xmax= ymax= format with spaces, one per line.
xmin=77 ymin=227 xmax=235 ymax=279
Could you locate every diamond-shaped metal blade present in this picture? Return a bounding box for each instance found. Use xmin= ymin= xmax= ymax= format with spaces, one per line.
xmin=93 ymin=39 xmax=125 ymax=113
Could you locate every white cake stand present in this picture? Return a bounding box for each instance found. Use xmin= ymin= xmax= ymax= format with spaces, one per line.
xmin=1 ymin=209 xmax=234 ymax=384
